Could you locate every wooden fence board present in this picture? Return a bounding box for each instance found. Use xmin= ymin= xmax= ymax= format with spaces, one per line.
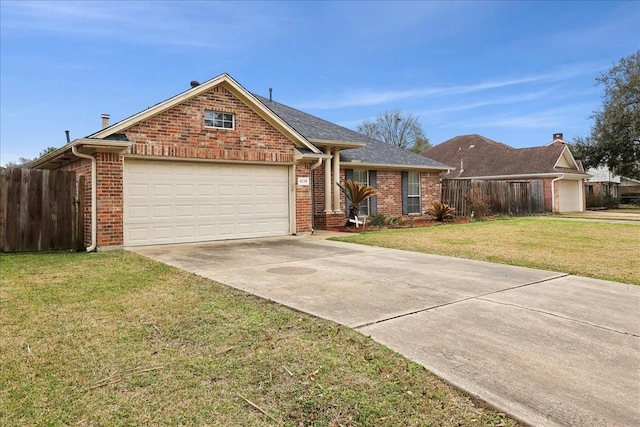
xmin=441 ymin=179 xmax=545 ymax=217
xmin=0 ymin=168 xmax=83 ymax=252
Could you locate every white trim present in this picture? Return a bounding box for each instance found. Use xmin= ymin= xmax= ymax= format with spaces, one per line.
xmin=455 ymin=172 xmax=589 ymax=180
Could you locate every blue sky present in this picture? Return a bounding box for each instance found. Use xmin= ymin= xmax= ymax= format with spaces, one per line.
xmin=1 ymin=1 xmax=638 ymax=164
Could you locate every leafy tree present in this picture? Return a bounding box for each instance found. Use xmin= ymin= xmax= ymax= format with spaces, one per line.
xmin=357 ymin=109 xmax=431 ymax=152
xmin=3 ymin=146 xmax=58 ymax=168
xmin=575 ymin=50 xmax=640 ymax=179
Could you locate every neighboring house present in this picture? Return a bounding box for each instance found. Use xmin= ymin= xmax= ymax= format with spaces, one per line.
xmin=422 ymin=133 xmax=589 ymax=213
xmin=585 ymin=166 xmax=640 ymax=202
xmin=30 ymin=73 xmax=450 ymax=250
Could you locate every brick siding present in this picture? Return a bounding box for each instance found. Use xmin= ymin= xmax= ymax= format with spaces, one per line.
xmin=62 ymin=83 xmax=314 ymax=248
xmin=62 ymin=159 xmax=92 ymax=247
xmin=313 ymin=167 xmax=442 ymax=229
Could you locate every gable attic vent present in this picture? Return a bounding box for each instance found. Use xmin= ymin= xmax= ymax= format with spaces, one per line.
xmin=190 ymin=80 xmax=200 ymax=88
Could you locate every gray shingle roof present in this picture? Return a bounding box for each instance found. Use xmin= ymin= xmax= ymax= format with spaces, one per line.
xmin=339 ymin=138 xmax=451 ymax=169
xmin=254 ymin=94 xmax=374 ymax=143
xmin=423 ymin=134 xmax=588 ymax=178
xmin=254 ymin=94 xmax=450 ymax=170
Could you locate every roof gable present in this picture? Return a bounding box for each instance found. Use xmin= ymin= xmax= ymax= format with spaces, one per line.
xmin=89 ymin=73 xmax=320 ymax=154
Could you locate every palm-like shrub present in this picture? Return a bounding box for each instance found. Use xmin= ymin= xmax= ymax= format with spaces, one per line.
xmin=427 ymin=201 xmax=455 ymax=222
xmin=337 ymin=180 xmax=379 ymax=225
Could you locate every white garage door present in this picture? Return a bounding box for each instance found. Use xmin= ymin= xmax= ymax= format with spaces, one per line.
xmin=558 ymin=180 xmax=582 ymax=212
xmin=124 ymin=160 xmax=290 ymax=246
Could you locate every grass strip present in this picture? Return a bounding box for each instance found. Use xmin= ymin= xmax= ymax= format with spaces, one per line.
xmin=1 ymin=250 xmax=519 ymax=426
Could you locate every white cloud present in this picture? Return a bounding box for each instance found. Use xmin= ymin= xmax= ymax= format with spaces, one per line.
xmin=1 ymin=1 xmax=289 ymax=49
xmin=445 ymin=105 xmax=588 ymax=130
xmin=298 ymin=64 xmax=600 ymax=110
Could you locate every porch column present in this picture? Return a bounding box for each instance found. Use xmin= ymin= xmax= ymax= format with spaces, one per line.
xmin=324 ymin=147 xmax=332 ymax=213
xmin=332 ymin=147 xmax=342 ymax=213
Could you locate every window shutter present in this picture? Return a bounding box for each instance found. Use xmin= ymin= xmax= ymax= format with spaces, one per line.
xmin=369 ymin=170 xmax=377 ymax=214
xmin=401 ymin=171 xmax=408 ymax=215
xmin=345 ymin=169 xmax=353 ymax=217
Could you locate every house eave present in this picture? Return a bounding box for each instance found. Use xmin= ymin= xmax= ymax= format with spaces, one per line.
xmin=450 ymin=172 xmax=589 ymax=180
xmin=294 ymin=149 xmax=332 ymax=161
xmin=341 ymin=161 xmax=451 ymax=172
xmin=29 ymin=138 xmax=132 ymax=170
xmin=309 ymin=138 xmax=366 ymax=149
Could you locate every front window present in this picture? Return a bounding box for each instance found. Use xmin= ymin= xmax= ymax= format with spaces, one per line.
xmin=204 ymin=110 xmax=235 ymax=129
xmin=407 ymin=172 xmax=421 ymax=214
xmin=352 ymin=170 xmax=369 ymax=216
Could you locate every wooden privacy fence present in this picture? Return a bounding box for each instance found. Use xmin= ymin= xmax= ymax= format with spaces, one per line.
xmin=0 ymin=168 xmax=84 ymax=252
xmin=441 ymin=179 xmax=544 ymax=217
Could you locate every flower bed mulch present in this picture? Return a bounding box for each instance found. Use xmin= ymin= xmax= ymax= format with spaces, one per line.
xmin=327 ymin=216 xmax=468 ymax=233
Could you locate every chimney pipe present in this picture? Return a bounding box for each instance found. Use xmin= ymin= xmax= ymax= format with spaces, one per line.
xmin=101 ymin=114 xmax=110 ymax=129
xmin=553 ymin=132 xmax=563 ymax=141
xmin=269 ymin=88 xmax=273 ymax=101
xmin=65 ymin=130 xmax=70 ymax=144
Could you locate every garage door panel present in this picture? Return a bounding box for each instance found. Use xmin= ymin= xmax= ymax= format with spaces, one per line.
xmin=558 ymin=180 xmax=581 ymax=212
xmin=152 ymin=184 xmax=171 ymax=197
xmin=124 ymin=160 xmax=290 ymax=246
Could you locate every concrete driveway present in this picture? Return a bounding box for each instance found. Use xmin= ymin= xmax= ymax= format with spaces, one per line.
xmin=130 ymin=235 xmax=640 ymax=427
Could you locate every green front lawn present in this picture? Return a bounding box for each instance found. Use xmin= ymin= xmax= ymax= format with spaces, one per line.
xmin=0 ymin=251 xmax=518 ymax=426
xmin=332 ymin=218 xmax=639 ymax=285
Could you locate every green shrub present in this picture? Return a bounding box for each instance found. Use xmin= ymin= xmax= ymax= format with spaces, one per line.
xmin=368 ymin=213 xmax=389 ymax=227
xmin=586 ymin=194 xmax=602 ymax=208
xmin=602 ymin=194 xmax=620 ymax=208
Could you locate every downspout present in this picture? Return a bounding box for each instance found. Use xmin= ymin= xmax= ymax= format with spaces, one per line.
xmin=551 ymin=174 xmax=564 ymax=214
xmin=71 ymin=145 xmax=97 ymax=252
xmin=310 ymin=157 xmax=323 ymax=170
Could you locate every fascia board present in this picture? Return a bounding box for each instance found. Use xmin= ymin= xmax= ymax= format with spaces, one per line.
xmin=459 ymin=172 xmax=588 ymax=180
xmin=89 ymin=74 xmax=229 ymax=139
xmin=309 ymin=139 xmax=366 ymax=149
xmin=554 ymin=145 xmax=581 ymax=170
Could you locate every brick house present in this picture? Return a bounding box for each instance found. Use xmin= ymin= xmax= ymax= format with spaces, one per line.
xmin=585 ymin=166 xmax=640 ymax=204
xmin=422 ymin=133 xmax=589 ymax=213
xmin=31 ymin=73 xmax=450 ymax=250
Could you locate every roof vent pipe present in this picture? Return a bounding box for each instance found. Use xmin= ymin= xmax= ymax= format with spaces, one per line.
xmin=190 ymin=80 xmax=200 ymax=88
xmin=65 ymin=130 xmax=70 ymax=144
xmin=101 ymin=114 xmax=110 ymax=129
xmin=269 ymin=88 xmax=273 ymax=101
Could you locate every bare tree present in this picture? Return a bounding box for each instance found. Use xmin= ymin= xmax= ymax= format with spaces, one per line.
xmin=357 ymin=109 xmax=431 ymax=151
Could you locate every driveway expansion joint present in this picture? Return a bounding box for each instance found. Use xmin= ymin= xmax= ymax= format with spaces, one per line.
xmin=477 ymin=298 xmax=640 ymax=337
xmin=353 ymin=273 xmax=569 ymax=330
